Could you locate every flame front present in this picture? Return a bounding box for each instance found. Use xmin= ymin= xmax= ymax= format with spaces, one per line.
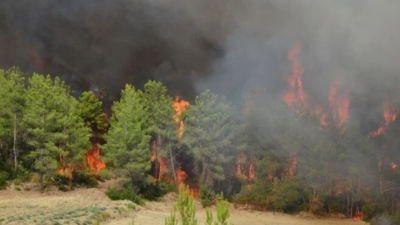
xmin=87 ymin=143 xmax=106 ymax=171
xmin=173 ymin=97 xmax=190 ymax=138
xmin=369 ymin=97 xmax=398 ymax=137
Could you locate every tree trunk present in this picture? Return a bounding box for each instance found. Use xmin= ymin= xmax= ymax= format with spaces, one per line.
xmin=39 ymin=172 xmax=43 ymax=190
xmin=13 ymin=113 xmax=17 ymax=169
xmin=168 ymin=141 xmax=178 ymax=190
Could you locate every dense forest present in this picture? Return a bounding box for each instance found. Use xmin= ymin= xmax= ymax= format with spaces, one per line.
xmin=0 ymin=64 xmax=400 ymax=224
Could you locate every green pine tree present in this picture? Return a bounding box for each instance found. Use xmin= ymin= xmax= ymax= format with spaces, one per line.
xmin=182 ymin=90 xmax=239 ymax=187
xmin=141 ymin=81 xmax=177 ymax=184
xmin=76 ymin=91 xmax=108 ymax=134
xmin=102 ymin=84 xmax=151 ymax=191
xmin=0 ymin=67 xmax=26 ymax=170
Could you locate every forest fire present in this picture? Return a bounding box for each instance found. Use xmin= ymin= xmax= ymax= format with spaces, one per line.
xmin=329 ymin=78 xmax=350 ymax=129
xmin=57 ymin=155 xmax=73 ymax=179
xmin=369 ymin=97 xmax=398 ymax=137
xmin=87 ymin=143 xmax=106 ymax=171
xmin=281 ymin=44 xmax=309 ymax=114
xmin=173 ymin=97 xmax=190 ymax=138
xmin=281 ymin=45 xmax=350 ymax=129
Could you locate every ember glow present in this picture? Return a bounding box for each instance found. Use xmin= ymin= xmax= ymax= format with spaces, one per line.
xmin=173 ymin=97 xmax=190 ymax=138
xmin=87 ymin=143 xmax=106 ymax=171
xmin=57 ymin=155 xmax=73 ymax=179
xmin=369 ymin=97 xmax=398 ymax=137
xmin=391 ymin=162 xmax=398 ymax=170
xmin=353 ymin=210 xmax=362 ymax=221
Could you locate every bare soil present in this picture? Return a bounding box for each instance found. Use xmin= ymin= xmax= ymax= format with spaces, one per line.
xmin=0 ymin=182 xmax=368 ymax=225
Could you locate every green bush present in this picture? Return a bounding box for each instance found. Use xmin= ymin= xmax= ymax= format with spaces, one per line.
xmin=233 ymin=181 xmax=271 ymax=209
xmin=0 ymin=171 xmax=9 ymax=190
xmin=138 ymin=181 xmax=175 ymax=201
xmin=105 ymin=187 xmax=144 ymax=206
xmin=72 ymin=172 xmax=98 ymax=187
xmin=10 ymin=164 xmax=30 ymax=181
xmin=199 ymin=185 xmax=216 ymax=208
xmin=269 ymin=180 xmax=305 ymax=213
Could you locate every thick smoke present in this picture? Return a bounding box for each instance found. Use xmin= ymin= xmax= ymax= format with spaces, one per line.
xmin=0 ymin=0 xmax=231 ymax=98
xmin=1 ymin=0 xmax=400 ymax=132
xmin=198 ymin=0 xmax=400 ymax=133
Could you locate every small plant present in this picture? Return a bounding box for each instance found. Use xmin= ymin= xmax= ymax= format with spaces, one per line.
xmin=15 ymin=186 xmax=22 ymax=191
xmin=165 ymin=186 xmax=198 ymax=225
xmin=205 ymin=199 xmax=232 ymax=225
xmin=127 ymin=203 xmax=135 ymax=210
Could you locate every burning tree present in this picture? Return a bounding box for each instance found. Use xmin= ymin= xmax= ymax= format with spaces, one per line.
xmin=140 ymin=81 xmax=179 ymax=185
xmin=23 ymin=74 xmax=91 ymax=188
xmin=76 ymin=91 xmax=108 ymax=171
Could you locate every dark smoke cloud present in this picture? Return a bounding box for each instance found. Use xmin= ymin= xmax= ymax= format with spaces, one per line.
xmin=0 ymin=0 xmax=231 ymax=98
xmin=1 ymin=0 xmax=400 ymax=133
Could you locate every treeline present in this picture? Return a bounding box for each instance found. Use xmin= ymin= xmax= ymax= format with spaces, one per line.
xmin=1 ymin=68 xmax=400 ymax=224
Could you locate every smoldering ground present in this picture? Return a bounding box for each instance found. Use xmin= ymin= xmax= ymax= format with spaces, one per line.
xmin=1 ymin=0 xmax=400 ymax=131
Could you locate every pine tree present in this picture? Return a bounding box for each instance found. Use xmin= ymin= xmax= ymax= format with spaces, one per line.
xmin=76 ymin=91 xmax=108 ymax=135
xmin=23 ymin=74 xmax=90 ymax=188
xmin=102 ymin=84 xmax=151 ymax=191
xmin=58 ymin=95 xmax=92 ymax=173
xmin=182 ymin=90 xmax=239 ymax=187
xmin=0 ymin=68 xmax=26 ymax=170
xmin=141 ymin=81 xmax=177 ymax=183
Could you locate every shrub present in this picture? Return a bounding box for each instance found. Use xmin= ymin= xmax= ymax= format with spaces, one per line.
xmin=98 ymin=169 xmax=114 ymax=181
xmin=233 ymin=181 xmax=271 ymax=209
xmin=105 ymin=187 xmax=144 ymax=206
xmin=199 ymin=185 xmax=216 ymax=208
xmin=10 ymin=164 xmax=30 ymax=181
xmin=72 ymin=172 xmax=98 ymax=188
xmin=0 ymin=171 xmax=9 ymax=190
xmin=268 ymin=180 xmax=306 ymax=213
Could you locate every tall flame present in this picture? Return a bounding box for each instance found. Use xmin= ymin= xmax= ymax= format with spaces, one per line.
xmin=369 ymin=97 xmax=398 ymax=137
xmin=173 ymin=97 xmax=190 ymax=138
xmin=281 ymin=44 xmax=310 ymax=114
xmin=87 ymin=143 xmax=106 ymax=171
xmin=329 ymin=78 xmax=350 ymax=129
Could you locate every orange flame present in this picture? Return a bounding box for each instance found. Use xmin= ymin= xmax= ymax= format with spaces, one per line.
xmin=329 ymin=78 xmax=350 ymax=129
xmin=391 ymin=162 xmax=398 ymax=169
xmin=369 ymin=97 xmax=397 ymax=137
xmin=57 ymin=155 xmax=73 ymax=179
xmin=87 ymin=143 xmax=106 ymax=171
xmin=281 ymin=44 xmax=331 ymax=128
xmin=353 ymin=210 xmax=362 ymax=221
xmin=173 ymin=97 xmax=190 ymax=138
xmin=281 ymin=44 xmax=310 ymax=114
xmin=249 ymin=163 xmax=255 ymax=179
xmin=159 ymin=158 xmax=167 ymax=181
xmin=151 ymin=153 xmax=157 ymax=162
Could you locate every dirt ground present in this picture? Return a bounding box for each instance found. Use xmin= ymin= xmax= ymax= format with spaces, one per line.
xmin=0 ymin=182 xmax=368 ymax=225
